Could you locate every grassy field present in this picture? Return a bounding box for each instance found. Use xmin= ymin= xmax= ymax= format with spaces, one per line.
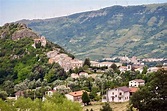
xmin=83 ymin=102 xmax=129 ymax=111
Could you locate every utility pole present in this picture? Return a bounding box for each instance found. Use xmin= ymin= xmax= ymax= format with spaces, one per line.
xmin=102 ymin=81 xmax=103 ymax=96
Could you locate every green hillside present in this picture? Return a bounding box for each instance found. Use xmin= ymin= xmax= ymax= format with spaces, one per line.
xmin=18 ymin=3 xmax=167 ymax=60
xmin=0 ymin=23 xmax=74 ymax=92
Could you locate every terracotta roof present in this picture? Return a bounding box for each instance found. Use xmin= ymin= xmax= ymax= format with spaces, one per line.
xmin=129 ymin=87 xmax=139 ymax=93
xmin=68 ymin=90 xmax=85 ymax=97
xmin=117 ymin=86 xmax=130 ymax=92
xmin=133 ymin=79 xmax=145 ymax=83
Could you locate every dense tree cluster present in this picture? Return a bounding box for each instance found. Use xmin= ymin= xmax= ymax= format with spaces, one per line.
xmin=0 ymin=24 xmax=73 ymax=98
xmin=0 ymin=93 xmax=82 ymax=111
xmin=130 ymin=69 xmax=167 ymax=111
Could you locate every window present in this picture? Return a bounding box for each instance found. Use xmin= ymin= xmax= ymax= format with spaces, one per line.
xmin=119 ymin=92 xmax=122 ymax=95
xmin=119 ymin=97 xmax=121 ymax=100
xmin=112 ymin=92 xmax=114 ymax=95
xmin=115 ymin=95 xmax=117 ymax=97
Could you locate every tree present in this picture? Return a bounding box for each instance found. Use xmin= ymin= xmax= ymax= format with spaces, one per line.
xmin=142 ymin=66 xmax=147 ymax=74
xmin=44 ymin=63 xmax=67 ymax=83
xmin=0 ymin=99 xmax=15 ymax=111
xmin=110 ymin=63 xmax=117 ymax=71
xmin=3 ymin=80 xmax=14 ymax=96
xmin=0 ymin=92 xmax=82 ymax=111
xmin=82 ymin=91 xmax=90 ymax=105
xmin=0 ymin=91 xmax=7 ymax=100
xmin=130 ymin=69 xmax=167 ymax=111
xmin=100 ymin=102 xmax=112 ymax=111
xmin=83 ymin=58 xmax=91 ymax=67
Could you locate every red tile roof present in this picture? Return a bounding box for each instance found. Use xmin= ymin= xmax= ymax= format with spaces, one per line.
xmin=68 ymin=90 xmax=85 ymax=97
xmin=129 ymin=87 xmax=139 ymax=93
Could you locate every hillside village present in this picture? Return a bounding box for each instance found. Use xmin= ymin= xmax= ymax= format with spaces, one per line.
xmin=43 ymin=53 xmax=167 ymax=98
xmin=1 ymin=23 xmax=166 ymax=109
xmin=0 ymin=11 xmax=167 ymax=111
xmin=14 ymin=36 xmax=167 ymax=105
xmin=46 ymin=48 xmax=167 ymax=73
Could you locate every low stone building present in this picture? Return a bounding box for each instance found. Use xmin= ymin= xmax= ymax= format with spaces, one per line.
xmin=65 ymin=90 xmax=85 ymax=103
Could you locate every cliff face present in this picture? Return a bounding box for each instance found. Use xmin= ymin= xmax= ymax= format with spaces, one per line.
xmin=12 ymin=28 xmax=39 ymax=40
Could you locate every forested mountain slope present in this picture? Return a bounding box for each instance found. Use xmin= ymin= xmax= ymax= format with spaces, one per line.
xmin=0 ymin=23 xmax=73 ymax=87
xmin=18 ymin=3 xmax=167 ymax=60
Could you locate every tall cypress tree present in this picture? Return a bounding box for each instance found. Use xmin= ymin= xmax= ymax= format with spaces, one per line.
xmin=83 ymin=58 xmax=91 ymax=67
xmin=82 ymin=91 xmax=90 ymax=106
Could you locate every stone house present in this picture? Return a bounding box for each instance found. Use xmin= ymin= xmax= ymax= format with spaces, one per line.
xmin=65 ymin=90 xmax=85 ymax=103
xmin=129 ymin=79 xmax=145 ymax=87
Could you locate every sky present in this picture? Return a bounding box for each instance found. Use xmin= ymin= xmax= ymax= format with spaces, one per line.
xmin=0 ymin=0 xmax=167 ymax=26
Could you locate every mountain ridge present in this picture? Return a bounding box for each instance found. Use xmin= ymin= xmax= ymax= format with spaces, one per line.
xmin=17 ymin=3 xmax=167 ymax=60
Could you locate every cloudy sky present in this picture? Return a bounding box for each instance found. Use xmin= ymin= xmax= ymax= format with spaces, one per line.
xmin=0 ymin=0 xmax=166 ymax=26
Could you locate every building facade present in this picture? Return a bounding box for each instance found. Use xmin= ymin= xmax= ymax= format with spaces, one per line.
xmin=105 ymin=86 xmax=130 ymax=102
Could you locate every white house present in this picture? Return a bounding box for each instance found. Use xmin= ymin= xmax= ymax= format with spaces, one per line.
xmin=119 ymin=65 xmax=132 ymax=73
xmin=129 ymin=79 xmax=145 ymax=87
xmin=65 ymin=90 xmax=85 ymax=103
xmin=104 ymin=86 xmax=130 ymax=102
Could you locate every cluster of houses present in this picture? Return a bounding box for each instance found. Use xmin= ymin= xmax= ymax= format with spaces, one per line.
xmin=47 ymin=50 xmax=83 ymax=71
xmin=13 ymin=54 xmax=166 ymax=103
xmin=47 ymin=53 xmax=133 ymax=72
xmin=44 ymin=79 xmax=145 ymax=103
xmin=14 ymin=79 xmax=145 ymax=103
xmin=47 ymin=52 xmax=167 ymax=73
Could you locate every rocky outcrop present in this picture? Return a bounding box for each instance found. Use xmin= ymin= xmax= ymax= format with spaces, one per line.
xmin=12 ymin=28 xmax=39 ymax=40
xmin=0 ymin=23 xmax=39 ymax=40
